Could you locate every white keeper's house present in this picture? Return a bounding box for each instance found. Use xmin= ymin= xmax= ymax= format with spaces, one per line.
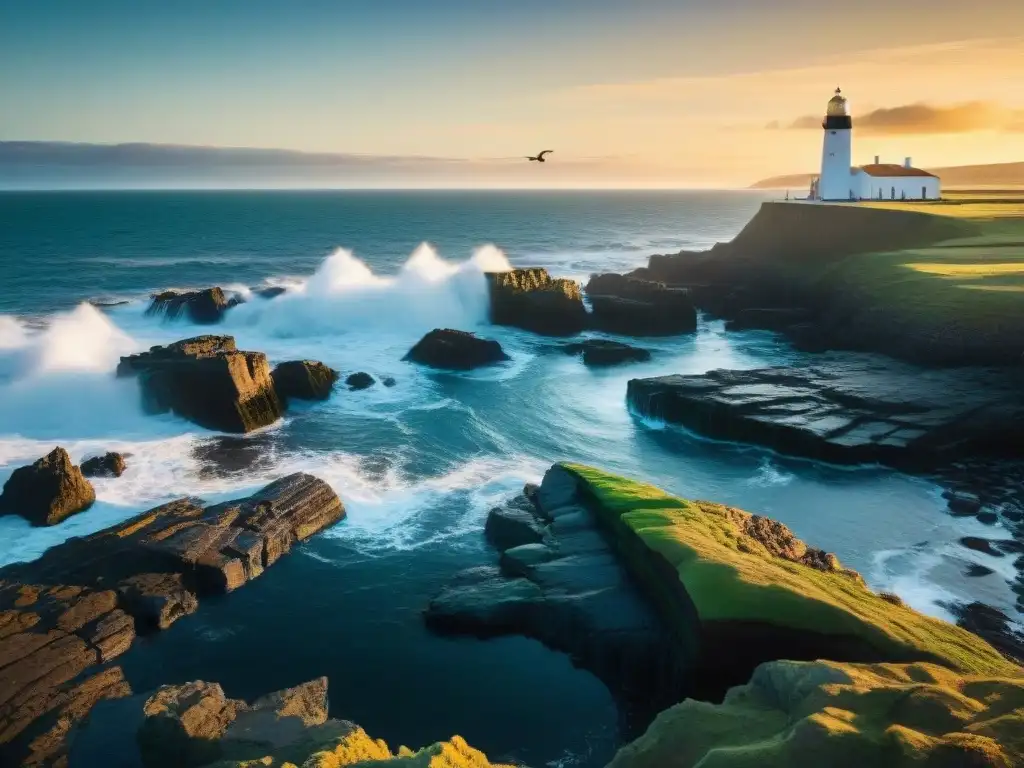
xmin=809 ymin=87 xmax=941 ymax=202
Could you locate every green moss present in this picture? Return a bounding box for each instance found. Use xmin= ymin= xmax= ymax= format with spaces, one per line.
xmin=561 ymin=463 xmax=1019 ymax=677
xmin=606 ymin=660 xmax=1024 ymax=768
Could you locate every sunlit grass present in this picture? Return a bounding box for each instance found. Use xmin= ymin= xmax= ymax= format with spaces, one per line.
xmin=905 ymin=262 xmax=1024 ymax=278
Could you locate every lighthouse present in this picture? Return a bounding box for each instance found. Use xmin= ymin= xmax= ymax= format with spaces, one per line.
xmin=819 ymin=87 xmax=853 ymax=201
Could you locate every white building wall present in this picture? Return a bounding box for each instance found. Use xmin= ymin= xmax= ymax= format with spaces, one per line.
xmin=853 ymin=173 xmax=941 ymax=201
xmin=819 ymin=128 xmax=853 ymax=200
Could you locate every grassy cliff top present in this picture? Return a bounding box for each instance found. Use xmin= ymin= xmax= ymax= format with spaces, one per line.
xmin=606 ymin=659 xmax=1024 ymax=768
xmin=561 ymin=463 xmax=1019 ymax=677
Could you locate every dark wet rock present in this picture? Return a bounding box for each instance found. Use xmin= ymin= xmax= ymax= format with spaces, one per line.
xmin=254 ymin=285 xmax=288 ymax=300
xmin=118 ymin=335 xmax=283 ymax=433
xmin=724 ymin=307 xmax=813 ymax=332
xmin=960 ymin=537 xmax=1004 ymax=557
xmin=271 ymin=360 xmax=338 ymax=402
xmin=627 ymin=355 xmax=1024 ymax=469
xmin=382 ymin=376 xmax=397 ymax=387
xmin=427 ymin=470 xmax=682 ymax=724
xmin=995 ymin=539 xmax=1024 ymax=555
xmin=964 ymin=563 xmax=995 ymax=577
xmin=404 ymin=329 xmax=510 ymax=370
xmin=946 ymin=491 xmax=983 ymax=517
xmin=146 ymin=287 xmax=238 ymax=324
xmin=345 ymin=372 xmax=375 ymax=390
xmin=88 ymin=299 xmax=130 ymax=309
xmin=80 ymin=452 xmax=127 ymax=479
xmin=0 ymin=447 xmax=96 ymax=526
xmin=487 ymin=268 xmax=588 ymax=336
xmin=0 ymin=583 xmax=134 ymax=766
xmin=977 ymin=511 xmax=1000 ymax=525
xmin=585 ymin=273 xmax=697 ymax=336
xmin=564 ymin=339 xmax=651 ymax=367
xmin=1004 ymin=508 xmax=1024 ymax=523
xmin=947 ymin=602 xmax=1024 ymax=665
xmin=0 ymin=474 xmax=342 ymax=765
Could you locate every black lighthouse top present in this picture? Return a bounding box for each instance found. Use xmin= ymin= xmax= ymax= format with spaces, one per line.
xmin=823 ymin=87 xmax=852 ymax=130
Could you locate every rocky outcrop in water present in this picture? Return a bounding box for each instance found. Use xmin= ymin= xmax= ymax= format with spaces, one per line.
xmin=626 ymin=355 xmax=1024 ymax=469
xmin=271 ymin=360 xmax=339 ymax=402
xmin=0 ymin=448 xmax=96 ymax=526
xmin=487 ymin=268 xmax=588 ymax=336
xmin=80 ymin=452 xmax=127 ymax=479
xmin=404 ymin=329 xmax=510 ymax=370
xmin=136 ymin=677 xmax=510 ymax=768
xmin=585 ymin=274 xmax=697 ymax=336
xmin=564 ymin=339 xmax=651 ymax=367
xmin=0 ymin=474 xmax=343 ymax=766
xmin=426 ymin=477 xmax=683 ymax=725
xmin=117 ymin=336 xmax=283 ymax=433
xmin=146 ymin=288 xmax=239 ymax=324
xmin=345 ymin=371 xmax=375 ymax=390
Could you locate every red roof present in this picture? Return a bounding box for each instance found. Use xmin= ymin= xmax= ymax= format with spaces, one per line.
xmin=857 ymin=164 xmax=938 ymax=178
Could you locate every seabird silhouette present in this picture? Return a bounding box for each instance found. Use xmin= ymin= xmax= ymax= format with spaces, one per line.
xmin=526 ymin=150 xmax=553 ymax=163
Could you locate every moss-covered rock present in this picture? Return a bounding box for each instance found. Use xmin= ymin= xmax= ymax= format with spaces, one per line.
xmin=607 ymin=659 xmax=1024 ymax=768
xmin=558 ymin=463 xmax=1018 ymax=681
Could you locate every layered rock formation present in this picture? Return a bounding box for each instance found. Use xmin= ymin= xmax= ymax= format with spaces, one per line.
xmin=271 ymin=360 xmax=339 ymax=403
xmin=0 ymin=474 xmax=343 ymax=766
xmin=117 ymin=336 xmax=283 ymax=433
xmin=487 ymin=269 xmax=588 ymax=336
xmin=626 ymin=356 xmax=1024 ymax=470
xmin=147 ymin=288 xmax=238 ymax=325
xmin=607 ymin=660 xmax=1024 ymax=768
xmin=404 ymin=329 xmax=510 ymax=370
xmin=80 ymin=452 xmax=127 ymax=479
xmin=135 ymin=677 xmax=511 ymax=768
xmin=585 ymin=274 xmax=697 ymax=336
xmin=0 ymin=448 xmax=95 ymax=526
xmin=564 ymin=340 xmax=651 ymax=367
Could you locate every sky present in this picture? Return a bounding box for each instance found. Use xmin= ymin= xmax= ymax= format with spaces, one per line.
xmin=1 ymin=0 xmax=1022 ymax=187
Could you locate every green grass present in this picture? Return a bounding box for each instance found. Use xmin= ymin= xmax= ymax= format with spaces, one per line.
xmin=561 ymin=463 xmax=1020 ymax=677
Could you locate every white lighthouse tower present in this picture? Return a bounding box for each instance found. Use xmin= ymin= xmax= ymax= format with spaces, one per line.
xmin=819 ymin=87 xmax=853 ymax=201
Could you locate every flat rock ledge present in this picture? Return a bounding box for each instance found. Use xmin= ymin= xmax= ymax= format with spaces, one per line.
xmin=135 ymin=677 xmax=508 ymax=768
xmin=585 ymin=273 xmax=697 ymax=336
xmin=426 ymin=473 xmax=682 ymax=728
xmin=564 ymin=339 xmax=651 ymax=367
xmin=404 ymin=329 xmax=510 ymax=370
xmin=627 ymin=355 xmax=1024 ymax=469
xmin=0 ymin=473 xmax=343 ymax=767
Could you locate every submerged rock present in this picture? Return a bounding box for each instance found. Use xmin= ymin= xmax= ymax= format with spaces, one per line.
xmin=146 ymin=287 xmax=238 ymax=324
xmin=0 ymin=447 xmax=96 ymax=526
xmin=272 ymin=360 xmax=339 ymax=402
xmin=627 ymin=355 xmax=1024 ymax=469
xmin=0 ymin=474 xmax=343 ymax=765
xmin=404 ymin=328 xmax=510 ymax=370
xmin=564 ymin=339 xmax=651 ymax=367
xmin=487 ymin=268 xmax=588 ymax=336
xmin=586 ymin=273 xmax=697 ymax=336
xmin=346 ymin=371 xmax=375 ymax=390
xmin=254 ymin=285 xmax=288 ymax=299
xmin=80 ymin=452 xmax=127 ymax=478
xmin=118 ymin=335 xmax=283 ymax=433
xmin=137 ymin=677 xmax=509 ymax=768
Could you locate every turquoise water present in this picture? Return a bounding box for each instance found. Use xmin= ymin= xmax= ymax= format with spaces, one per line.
xmin=0 ymin=191 xmax=1013 ymax=767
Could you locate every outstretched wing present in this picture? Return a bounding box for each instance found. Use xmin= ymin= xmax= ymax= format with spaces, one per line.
xmin=538 ymin=150 xmax=553 ymax=160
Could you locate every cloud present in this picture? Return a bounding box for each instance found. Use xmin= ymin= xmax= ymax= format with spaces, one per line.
xmin=777 ymin=101 xmax=1024 ymax=135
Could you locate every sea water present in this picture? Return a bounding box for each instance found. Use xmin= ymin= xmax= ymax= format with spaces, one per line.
xmin=0 ymin=190 xmax=1015 ymax=767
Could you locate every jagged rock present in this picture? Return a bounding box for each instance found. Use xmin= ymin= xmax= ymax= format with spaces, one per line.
xmin=137 ymin=677 xmax=508 ymax=768
xmin=564 ymin=339 xmax=651 ymax=367
xmin=345 ymin=372 xmax=375 ymax=390
xmin=947 ymin=602 xmax=1024 ymax=664
xmin=0 ymin=474 xmax=343 ymax=765
xmin=964 ymin=564 xmax=995 ymax=577
xmin=627 ymin=356 xmax=1024 ymax=469
xmin=586 ymin=274 xmax=697 ymax=336
xmin=961 ymin=537 xmax=1004 ymax=557
xmin=724 ymin=307 xmax=813 ymax=332
xmin=118 ymin=336 xmax=283 ymax=433
xmin=404 ymin=329 xmax=510 ymax=370
xmin=483 ymin=495 xmax=548 ymax=551
xmin=0 ymin=582 xmax=134 ymax=766
xmin=271 ymin=360 xmax=338 ymax=402
xmin=146 ymin=288 xmax=238 ymax=324
xmin=487 ymin=268 xmax=588 ymax=336
xmin=80 ymin=452 xmax=127 ymax=479
xmin=0 ymin=447 xmax=96 ymax=526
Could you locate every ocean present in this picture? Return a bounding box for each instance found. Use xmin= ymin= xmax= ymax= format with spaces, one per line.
xmin=0 ymin=190 xmax=1014 ymax=767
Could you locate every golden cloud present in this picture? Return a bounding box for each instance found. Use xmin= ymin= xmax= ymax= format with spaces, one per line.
xmin=780 ymin=102 xmax=1024 ymax=134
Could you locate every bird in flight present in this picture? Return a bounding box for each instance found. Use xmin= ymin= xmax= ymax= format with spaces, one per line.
xmin=526 ymin=150 xmax=553 ymax=163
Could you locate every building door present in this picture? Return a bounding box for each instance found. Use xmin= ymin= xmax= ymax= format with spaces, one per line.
xmin=891 ymin=187 xmax=896 ymax=200
xmin=922 ymin=186 xmax=927 ymax=200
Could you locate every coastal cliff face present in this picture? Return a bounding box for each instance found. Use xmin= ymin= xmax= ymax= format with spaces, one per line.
xmin=634 ymin=202 xmax=1024 ymax=366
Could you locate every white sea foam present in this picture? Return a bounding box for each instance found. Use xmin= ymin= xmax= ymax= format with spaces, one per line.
xmin=745 ymin=458 xmax=795 ymax=488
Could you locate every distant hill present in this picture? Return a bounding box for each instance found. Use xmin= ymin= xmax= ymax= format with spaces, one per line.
xmin=751 ymin=162 xmax=1024 ymax=190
